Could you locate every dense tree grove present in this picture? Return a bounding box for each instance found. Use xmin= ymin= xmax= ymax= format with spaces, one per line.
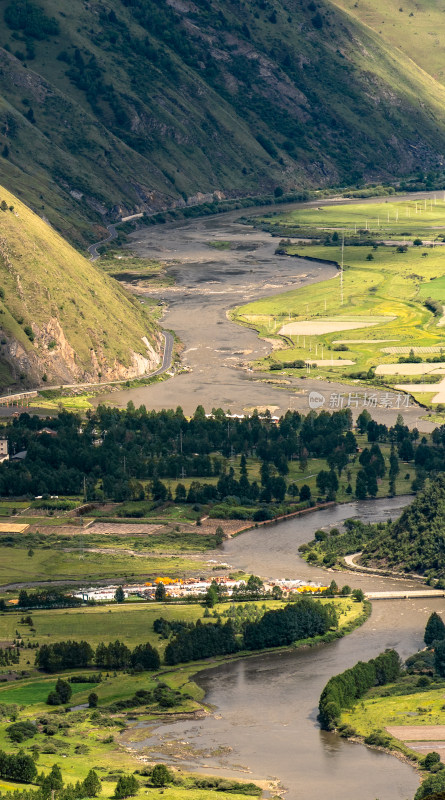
xmin=36 ymin=641 xmax=94 ymax=673
xmin=164 ymin=597 xmax=337 ymax=665
xmin=319 ymin=649 xmax=401 ymax=729
xmin=35 ymin=639 xmax=160 ymax=674
xmin=164 ymin=619 xmax=239 ymax=665
xmin=0 ymin=407 xmax=354 ymax=502
xmin=243 ymin=598 xmax=337 ymax=650
xmin=18 ymin=590 xmax=82 ymax=609
xmin=305 ymin=473 xmax=445 ymax=578
xmin=362 ymin=475 xmax=445 ymax=577
xmin=1 ymin=407 xmax=444 ymax=515
xmin=0 ymin=647 xmax=19 ymax=667
xmin=0 ymin=750 xmax=37 ymax=783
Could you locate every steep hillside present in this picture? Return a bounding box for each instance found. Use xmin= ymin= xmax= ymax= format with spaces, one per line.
xmin=362 ymin=476 xmax=445 ymax=578
xmin=2 ymin=0 xmax=445 ymax=241
xmin=332 ymin=0 xmax=445 ymax=89
xmin=0 ymin=185 xmax=161 ymax=389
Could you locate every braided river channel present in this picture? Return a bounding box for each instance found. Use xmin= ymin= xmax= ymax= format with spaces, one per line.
xmin=124 ymin=496 xmax=443 ymax=800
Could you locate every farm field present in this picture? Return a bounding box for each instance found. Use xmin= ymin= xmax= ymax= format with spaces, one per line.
xmin=0 ymin=596 xmax=365 ymax=798
xmin=0 ymin=435 xmax=415 ymax=589
xmin=0 ymin=597 xmax=360 ymax=662
xmin=0 ymin=546 xmax=205 ymax=585
xmin=234 ymin=199 xmax=445 ymax=406
xmin=341 ymin=677 xmax=445 ymax=771
xmin=342 ymin=682 xmax=445 ymax=737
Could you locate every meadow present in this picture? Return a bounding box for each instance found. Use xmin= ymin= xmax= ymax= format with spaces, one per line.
xmin=342 ymin=680 xmax=445 ymax=738
xmin=234 ymin=198 xmax=445 ymax=406
xmin=0 ymin=597 xmax=360 ymax=660
xmin=0 ymin=546 xmax=205 ymax=585
xmin=0 ymin=597 xmax=365 ymax=798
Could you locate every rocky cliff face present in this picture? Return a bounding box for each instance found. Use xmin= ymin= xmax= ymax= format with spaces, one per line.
xmin=0 ymin=186 xmax=162 ymax=390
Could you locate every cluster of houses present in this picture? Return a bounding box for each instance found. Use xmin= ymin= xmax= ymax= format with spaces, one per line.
xmin=72 ymin=576 xmax=328 ymax=603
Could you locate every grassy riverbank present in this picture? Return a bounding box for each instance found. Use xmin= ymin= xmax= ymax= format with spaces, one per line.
xmin=340 ymin=676 xmax=445 ymax=798
xmin=0 ymin=595 xmax=368 ymax=798
xmin=233 ymin=198 xmax=445 ymax=406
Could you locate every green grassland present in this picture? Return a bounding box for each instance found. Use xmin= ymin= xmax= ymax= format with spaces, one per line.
xmin=233 ymin=199 xmax=445 ymax=405
xmin=343 ymin=679 xmax=445 ymax=738
xmin=0 ymin=546 xmax=205 ymax=585
xmin=332 ymin=0 xmax=445 ymax=90
xmin=0 ymin=597 xmax=365 ymax=798
xmin=258 ymin=196 xmax=445 ymax=238
xmin=0 ymin=597 xmax=364 ymax=667
xmin=0 ymin=185 xmax=161 ymax=389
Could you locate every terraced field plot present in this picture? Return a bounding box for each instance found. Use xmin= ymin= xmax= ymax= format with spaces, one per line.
xmin=234 ymin=199 xmax=445 ymax=405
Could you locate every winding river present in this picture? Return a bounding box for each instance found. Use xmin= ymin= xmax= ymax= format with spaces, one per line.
xmin=105 ymin=196 xmax=445 ymax=796
xmin=100 ymin=197 xmax=434 ymax=431
xmin=125 ymin=497 xmax=443 ymax=800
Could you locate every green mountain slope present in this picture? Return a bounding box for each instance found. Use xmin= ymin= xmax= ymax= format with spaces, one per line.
xmin=0 ymin=185 xmax=161 ymax=389
xmin=332 ymin=0 xmax=445 ymax=88
xmin=362 ymin=476 xmax=445 ymax=578
xmin=2 ymin=0 xmax=445 ymax=241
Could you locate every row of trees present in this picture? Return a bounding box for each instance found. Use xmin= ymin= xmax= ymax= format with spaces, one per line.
xmin=35 ymin=640 xmax=160 ymax=674
xmin=243 ymin=598 xmax=336 ymax=650
xmin=17 ymin=590 xmax=82 ymax=610
xmin=164 ymin=598 xmax=338 ymax=665
xmin=165 ymin=619 xmax=238 ymax=665
xmin=0 ymin=760 xmax=132 ymax=799
xmin=318 ymin=649 xmax=401 ymax=730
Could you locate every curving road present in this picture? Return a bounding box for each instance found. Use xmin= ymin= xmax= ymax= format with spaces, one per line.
xmin=0 ymin=332 xmax=173 ymax=409
xmin=152 ymin=331 xmax=174 ymax=377
xmin=87 ymin=223 xmax=119 ymax=261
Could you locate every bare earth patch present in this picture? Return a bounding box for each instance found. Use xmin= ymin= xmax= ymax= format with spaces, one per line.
xmin=334 ymin=339 xmax=397 ymax=344
xmin=383 ymin=346 xmax=445 ymax=354
xmin=0 ymin=523 xmax=29 ymax=533
xmin=279 ymin=319 xmax=382 ymax=335
xmin=395 ymin=377 xmax=445 ymax=403
xmin=386 ymin=725 xmax=445 ymax=741
xmin=243 ymin=405 xmax=280 ymax=415
xmin=386 ymin=726 xmax=445 ymax=763
xmin=263 ymin=337 xmax=286 ymax=351
xmin=376 ymin=363 xmax=445 ymax=376
xmin=177 ymin=518 xmax=252 ymax=538
xmin=90 ymin=522 xmax=164 ymax=535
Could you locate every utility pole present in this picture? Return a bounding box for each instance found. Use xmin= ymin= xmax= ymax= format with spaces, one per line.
xmin=340 ymin=230 xmax=344 ymax=306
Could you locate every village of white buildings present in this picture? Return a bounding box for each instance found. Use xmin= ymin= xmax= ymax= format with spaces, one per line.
xmin=73 ymin=575 xmax=328 ymax=603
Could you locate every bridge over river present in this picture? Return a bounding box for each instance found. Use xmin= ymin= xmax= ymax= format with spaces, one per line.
xmin=366 ymin=589 xmax=445 ymax=600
